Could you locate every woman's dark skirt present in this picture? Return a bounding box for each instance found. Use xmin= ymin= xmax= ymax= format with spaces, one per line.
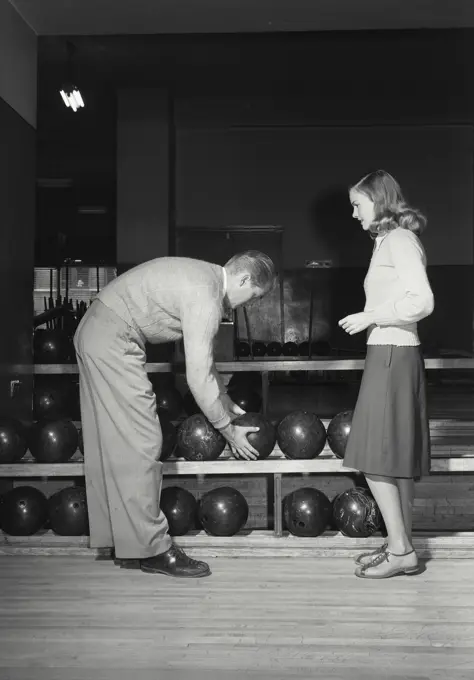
xmin=343 ymin=345 xmax=430 ymax=481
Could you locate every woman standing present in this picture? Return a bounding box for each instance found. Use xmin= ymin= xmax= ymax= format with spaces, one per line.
xmin=339 ymin=169 xmax=434 ymax=579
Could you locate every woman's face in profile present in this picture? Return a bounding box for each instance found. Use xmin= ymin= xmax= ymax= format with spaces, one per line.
xmin=349 ymin=189 xmax=375 ymax=231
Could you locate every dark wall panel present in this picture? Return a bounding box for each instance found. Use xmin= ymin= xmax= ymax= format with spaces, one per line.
xmin=0 ymin=97 xmax=36 ymax=419
xmin=176 ymin=125 xmax=473 ymax=268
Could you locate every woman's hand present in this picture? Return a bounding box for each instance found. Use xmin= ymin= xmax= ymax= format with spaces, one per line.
xmin=338 ymin=312 xmax=373 ymax=335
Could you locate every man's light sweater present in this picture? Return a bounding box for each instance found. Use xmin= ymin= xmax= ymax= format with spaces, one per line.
xmin=98 ymin=257 xmax=231 ymax=430
xmin=364 ymin=228 xmax=434 ymax=346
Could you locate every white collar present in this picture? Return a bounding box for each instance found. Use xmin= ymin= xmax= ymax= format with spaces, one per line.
xmin=222 ymin=267 xmax=227 ymax=295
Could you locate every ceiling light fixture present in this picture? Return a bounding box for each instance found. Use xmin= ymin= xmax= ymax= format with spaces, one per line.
xmin=59 ymin=41 xmax=85 ymax=112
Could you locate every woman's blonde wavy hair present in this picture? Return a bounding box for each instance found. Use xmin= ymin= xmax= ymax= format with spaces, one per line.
xmin=351 ymin=169 xmax=427 ymax=237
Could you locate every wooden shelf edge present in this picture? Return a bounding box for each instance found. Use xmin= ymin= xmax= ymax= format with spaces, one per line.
xmin=2 ymin=531 xmax=474 ymax=558
xmin=33 ymin=357 xmax=474 ymax=374
xmin=2 ymin=454 xmax=474 ymax=477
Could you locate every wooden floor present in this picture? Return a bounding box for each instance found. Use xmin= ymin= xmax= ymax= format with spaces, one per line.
xmin=1 ymin=556 xmax=474 ymax=680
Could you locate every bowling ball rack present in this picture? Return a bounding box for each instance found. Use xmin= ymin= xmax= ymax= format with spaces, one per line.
xmin=0 ymin=356 xmax=473 ymax=557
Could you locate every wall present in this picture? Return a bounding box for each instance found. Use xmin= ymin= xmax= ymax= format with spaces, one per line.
xmin=0 ymin=2 xmax=37 ymax=496
xmin=0 ymin=97 xmax=36 ymax=419
xmin=35 ymin=29 xmax=474 ymax=270
xmin=0 ymin=1 xmax=37 ymax=421
xmin=175 ymin=125 xmax=473 ymax=268
xmin=116 ymin=89 xmax=170 ymax=271
xmin=174 ymin=121 xmax=474 ymax=351
xmin=0 ymin=0 xmax=37 ymax=128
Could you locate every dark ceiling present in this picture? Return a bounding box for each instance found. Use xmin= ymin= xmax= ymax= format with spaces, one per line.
xmin=12 ymin=0 xmax=474 ymax=36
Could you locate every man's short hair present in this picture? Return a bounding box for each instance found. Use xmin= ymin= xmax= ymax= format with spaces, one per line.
xmin=225 ymin=251 xmax=277 ymax=290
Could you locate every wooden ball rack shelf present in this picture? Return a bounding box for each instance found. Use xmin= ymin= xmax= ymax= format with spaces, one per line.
xmin=1 ymin=357 xmax=474 ymax=556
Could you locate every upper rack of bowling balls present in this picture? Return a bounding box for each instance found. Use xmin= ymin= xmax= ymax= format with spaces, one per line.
xmin=33 ymin=326 xmax=336 ymax=365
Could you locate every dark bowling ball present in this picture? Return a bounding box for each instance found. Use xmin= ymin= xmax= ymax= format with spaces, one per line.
xmin=0 ymin=418 xmax=28 ymax=463
xmin=327 ymin=410 xmax=353 ymax=459
xmin=227 ymin=386 xmax=262 ymax=413
xmin=332 ymin=486 xmax=382 ymax=538
xmin=0 ymin=485 xmax=49 ymax=536
xmin=282 ymin=341 xmax=299 ymax=356
xmin=198 ymin=486 xmax=249 ymax=536
xmin=232 ymin=412 xmax=277 ymax=459
xmin=154 ymin=386 xmax=183 ymax=420
xmin=160 ymin=486 xmax=197 ymax=536
xmin=313 ymin=340 xmax=332 ymax=356
xmin=236 ymin=341 xmax=251 ymax=357
xmin=29 ymin=419 xmax=79 ymax=463
xmin=266 ymin=341 xmax=283 ymax=357
xmin=298 ymin=341 xmax=331 ymax=357
xmin=158 ymin=410 xmax=177 ymax=461
xmin=277 ymin=410 xmax=327 ymax=459
xmin=298 ymin=341 xmax=311 ymax=357
xmin=283 ymin=487 xmax=332 ymax=537
xmin=252 ymin=342 xmax=267 ymax=357
xmin=48 ymin=486 xmax=89 ymax=536
xmin=176 ymin=414 xmax=226 ymax=461
xmin=33 ymin=378 xmax=73 ymax=420
xmin=33 ymin=329 xmax=72 ymax=363
xmin=183 ymin=390 xmax=201 ymax=416
xmin=78 ymin=427 xmax=84 ymax=456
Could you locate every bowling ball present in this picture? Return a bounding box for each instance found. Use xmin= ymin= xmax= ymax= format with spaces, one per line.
xmin=232 ymin=412 xmax=277 ymax=459
xmin=332 ymin=486 xmax=382 ymax=538
xmin=198 ymin=486 xmax=249 ymax=536
xmin=312 ymin=340 xmax=332 ymax=356
xmin=227 ymin=386 xmax=262 ymax=413
xmin=327 ymin=410 xmax=353 ymax=459
xmin=277 ymin=410 xmax=327 ymax=459
xmin=283 ymin=487 xmax=332 ymax=537
xmin=236 ymin=341 xmax=251 ymax=357
xmin=0 ymin=418 xmax=28 ymax=463
xmin=48 ymin=486 xmax=89 ymax=536
xmin=282 ymin=342 xmax=299 ymax=356
xmin=176 ymin=414 xmax=226 ymax=461
xmin=183 ymin=390 xmax=200 ymax=416
xmin=266 ymin=341 xmax=283 ymax=357
xmin=158 ymin=410 xmax=177 ymax=461
xmin=154 ymin=386 xmax=183 ymax=420
xmin=33 ymin=329 xmax=72 ymax=363
xmin=252 ymin=342 xmax=267 ymax=357
xmin=160 ymin=486 xmax=197 ymax=536
xmin=29 ymin=419 xmax=79 ymax=463
xmin=33 ymin=378 xmax=73 ymax=420
xmin=298 ymin=341 xmax=311 ymax=357
xmin=78 ymin=428 xmax=84 ymax=456
xmin=0 ymin=485 xmax=49 ymax=535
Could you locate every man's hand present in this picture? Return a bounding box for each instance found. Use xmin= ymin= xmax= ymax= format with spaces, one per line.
xmin=219 ymin=423 xmax=261 ymax=461
xmin=338 ymin=312 xmax=373 ymax=336
xmin=221 ymin=393 xmax=246 ymax=420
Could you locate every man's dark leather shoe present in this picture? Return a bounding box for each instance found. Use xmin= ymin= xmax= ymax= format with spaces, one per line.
xmin=141 ymin=544 xmax=211 ymax=577
xmin=114 ymin=544 xmax=211 ymax=577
